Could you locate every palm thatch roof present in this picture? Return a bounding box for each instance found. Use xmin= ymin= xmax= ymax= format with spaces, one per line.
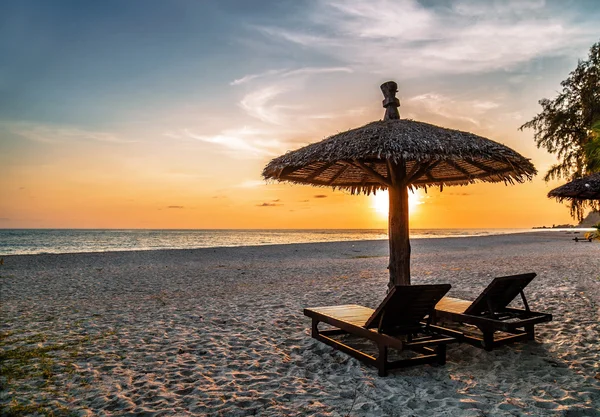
xmin=548 ymin=172 xmax=600 ymax=201
xmin=263 ymin=119 xmax=537 ymax=194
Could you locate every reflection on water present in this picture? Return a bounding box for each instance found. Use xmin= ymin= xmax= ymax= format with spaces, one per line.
xmin=0 ymin=228 xmax=561 ymax=255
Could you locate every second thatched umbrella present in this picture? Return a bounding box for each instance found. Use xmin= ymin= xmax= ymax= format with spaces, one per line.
xmin=548 ymin=172 xmax=600 ymax=201
xmin=263 ymin=81 xmax=537 ymax=288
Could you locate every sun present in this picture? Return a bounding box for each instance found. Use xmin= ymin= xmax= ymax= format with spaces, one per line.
xmin=372 ymin=190 xmax=421 ymax=217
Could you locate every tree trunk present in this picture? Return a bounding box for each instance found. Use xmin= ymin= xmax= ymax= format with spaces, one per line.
xmin=387 ymin=176 xmax=411 ymax=289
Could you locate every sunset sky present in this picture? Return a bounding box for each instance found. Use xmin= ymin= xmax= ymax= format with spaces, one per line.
xmin=1 ymin=0 xmax=599 ymax=229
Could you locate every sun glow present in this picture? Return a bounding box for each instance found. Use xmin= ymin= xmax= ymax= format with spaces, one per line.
xmin=372 ymin=190 xmax=422 ymax=217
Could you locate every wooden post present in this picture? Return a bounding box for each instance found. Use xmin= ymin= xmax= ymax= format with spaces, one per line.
xmin=381 ymin=81 xmax=409 ymax=288
xmin=388 ymin=160 xmax=411 ymax=288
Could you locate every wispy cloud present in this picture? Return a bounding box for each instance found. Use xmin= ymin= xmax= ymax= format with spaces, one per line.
xmin=255 ymin=0 xmax=597 ymax=77
xmin=257 ymin=202 xmax=282 ymax=207
xmin=6 ymin=122 xmax=133 ymax=144
xmin=237 ymin=180 xmax=267 ymax=188
xmin=231 ymin=69 xmax=288 ymax=86
xmin=404 ymin=93 xmax=501 ymax=127
xmin=233 ymin=66 xmax=354 ymax=126
xmin=167 ymin=206 xmax=184 ymax=209
xmin=283 ymin=67 xmax=353 ymax=78
xmin=452 ymin=0 xmax=546 ymax=17
xmin=165 ymin=126 xmax=281 ymax=158
xmin=232 ymin=67 xmax=353 ymax=86
xmin=239 ymin=85 xmax=295 ymax=125
xmin=168 ymin=80 xmax=341 ymax=159
xmin=221 ymin=0 xmax=597 ymax=144
xmin=314 ymin=194 xmax=328 ymax=198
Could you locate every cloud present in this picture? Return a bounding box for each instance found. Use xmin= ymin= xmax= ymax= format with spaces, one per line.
xmin=239 ymin=85 xmax=294 ymax=125
xmin=167 ymin=206 xmax=184 ymax=209
xmin=257 ymin=202 xmax=282 ymax=207
xmin=283 ymin=67 xmax=353 ymax=78
xmin=166 ymin=127 xmax=280 ymax=158
xmin=232 ymin=66 xmax=356 ymax=127
xmin=232 ymin=67 xmax=353 ymax=86
xmin=303 ymin=107 xmax=368 ymax=121
xmin=452 ymin=0 xmax=546 ymax=17
xmin=6 ymin=122 xmax=133 ymax=144
xmin=222 ymin=1 xmax=597 ymax=145
xmin=314 ymin=194 xmax=328 ymax=198
xmin=404 ymin=93 xmax=501 ymax=127
xmin=237 ymin=180 xmax=266 ymax=188
xmin=237 ymin=82 xmax=356 ymax=133
xmin=255 ymin=0 xmax=597 ymax=77
xmin=231 ymin=69 xmax=288 ymax=86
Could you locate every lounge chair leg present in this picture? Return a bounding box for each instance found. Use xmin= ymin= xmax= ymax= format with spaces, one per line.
xmin=525 ymin=324 xmax=535 ymax=341
xmin=436 ymin=344 xmax=446 ymax=365
xmin=377 ymin=344 xmax=388 ymax=377
xmin=482 ymin=330 xmax=494 ymax=351
xmin=311 ymin=319 xmax=319 ymax=338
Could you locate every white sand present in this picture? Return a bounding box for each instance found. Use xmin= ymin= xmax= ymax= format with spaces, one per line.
xmin=1 ymin=231 xmax=599 ymax=416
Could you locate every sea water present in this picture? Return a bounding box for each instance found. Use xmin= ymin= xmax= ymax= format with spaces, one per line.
xmin=0 ymin=228 xmax=542 ymax=255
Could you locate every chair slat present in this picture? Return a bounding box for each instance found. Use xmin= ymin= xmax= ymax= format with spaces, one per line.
xmin=464 ymin=273 xmax=536 ymax=315
xmin=365 ymin=284 xmax=451 ymax=330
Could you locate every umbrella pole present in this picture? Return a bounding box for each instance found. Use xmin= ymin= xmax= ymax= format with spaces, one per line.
xmin=388 ymin=183 xmax=411 ymax=288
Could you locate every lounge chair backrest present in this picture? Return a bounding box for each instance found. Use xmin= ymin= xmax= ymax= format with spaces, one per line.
xmin=364 ymin=284 xmax=451 ymax=331
xmin=464 ymin=273 xmax=536 ymax=316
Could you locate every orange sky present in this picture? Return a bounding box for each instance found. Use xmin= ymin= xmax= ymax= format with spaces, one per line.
xmin=0 ymin=83 xmax=586 ymax=229
xmin=2 ymin=1 xmax=598 ymax=229
xmin=1 ymin=131 xmax=576 ymax=229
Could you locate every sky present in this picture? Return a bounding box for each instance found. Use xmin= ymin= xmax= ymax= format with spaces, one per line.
xmin=1 ymin=0 xmax=599 ymax=229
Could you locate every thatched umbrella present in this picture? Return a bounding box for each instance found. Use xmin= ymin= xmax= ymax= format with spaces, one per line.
xmin=548 ymin=172 xmax=600 ymax=201
xmin=263 ymin=81 xmax=536 ymax=287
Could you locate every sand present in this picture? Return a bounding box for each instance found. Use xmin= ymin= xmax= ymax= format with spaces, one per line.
xmin=1 ymin=231 xmax=599 ymax=416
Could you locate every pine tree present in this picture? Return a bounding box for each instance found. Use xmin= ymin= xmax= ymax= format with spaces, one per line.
xmin=520 ymin=41 xmax=600 ymax=219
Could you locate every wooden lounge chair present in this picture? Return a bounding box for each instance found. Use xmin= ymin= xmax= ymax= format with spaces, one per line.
xmin=432 ymin=273 xmax=552 ymax=351
xmin=304 ymin=284 xmax=455 ymax=376
xmin=573 ymin=236 xmax=593 ymax=242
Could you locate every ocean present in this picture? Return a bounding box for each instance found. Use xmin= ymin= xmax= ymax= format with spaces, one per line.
xmin=0 ymin=228 xmax=543 ymax=256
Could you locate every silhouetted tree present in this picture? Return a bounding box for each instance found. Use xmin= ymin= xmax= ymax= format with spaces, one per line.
xmin=520 ymin=40 xmax=600 ymax=220
xmin=584 ymin=120 xmax=600 ymax=173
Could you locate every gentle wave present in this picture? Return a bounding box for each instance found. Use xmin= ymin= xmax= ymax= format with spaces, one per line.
xmin=0 ymin=228 xmax=569 ymax=256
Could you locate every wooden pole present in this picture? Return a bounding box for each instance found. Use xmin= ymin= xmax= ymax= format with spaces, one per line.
xmin=380 ymin=81 xmax=410 ymax=288
xmin=387 ymin=161 xmax=411 ymax=288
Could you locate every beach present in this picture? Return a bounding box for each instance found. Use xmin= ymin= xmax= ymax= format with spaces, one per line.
xmin=1 ymin=231 xmax=599 ymax=416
